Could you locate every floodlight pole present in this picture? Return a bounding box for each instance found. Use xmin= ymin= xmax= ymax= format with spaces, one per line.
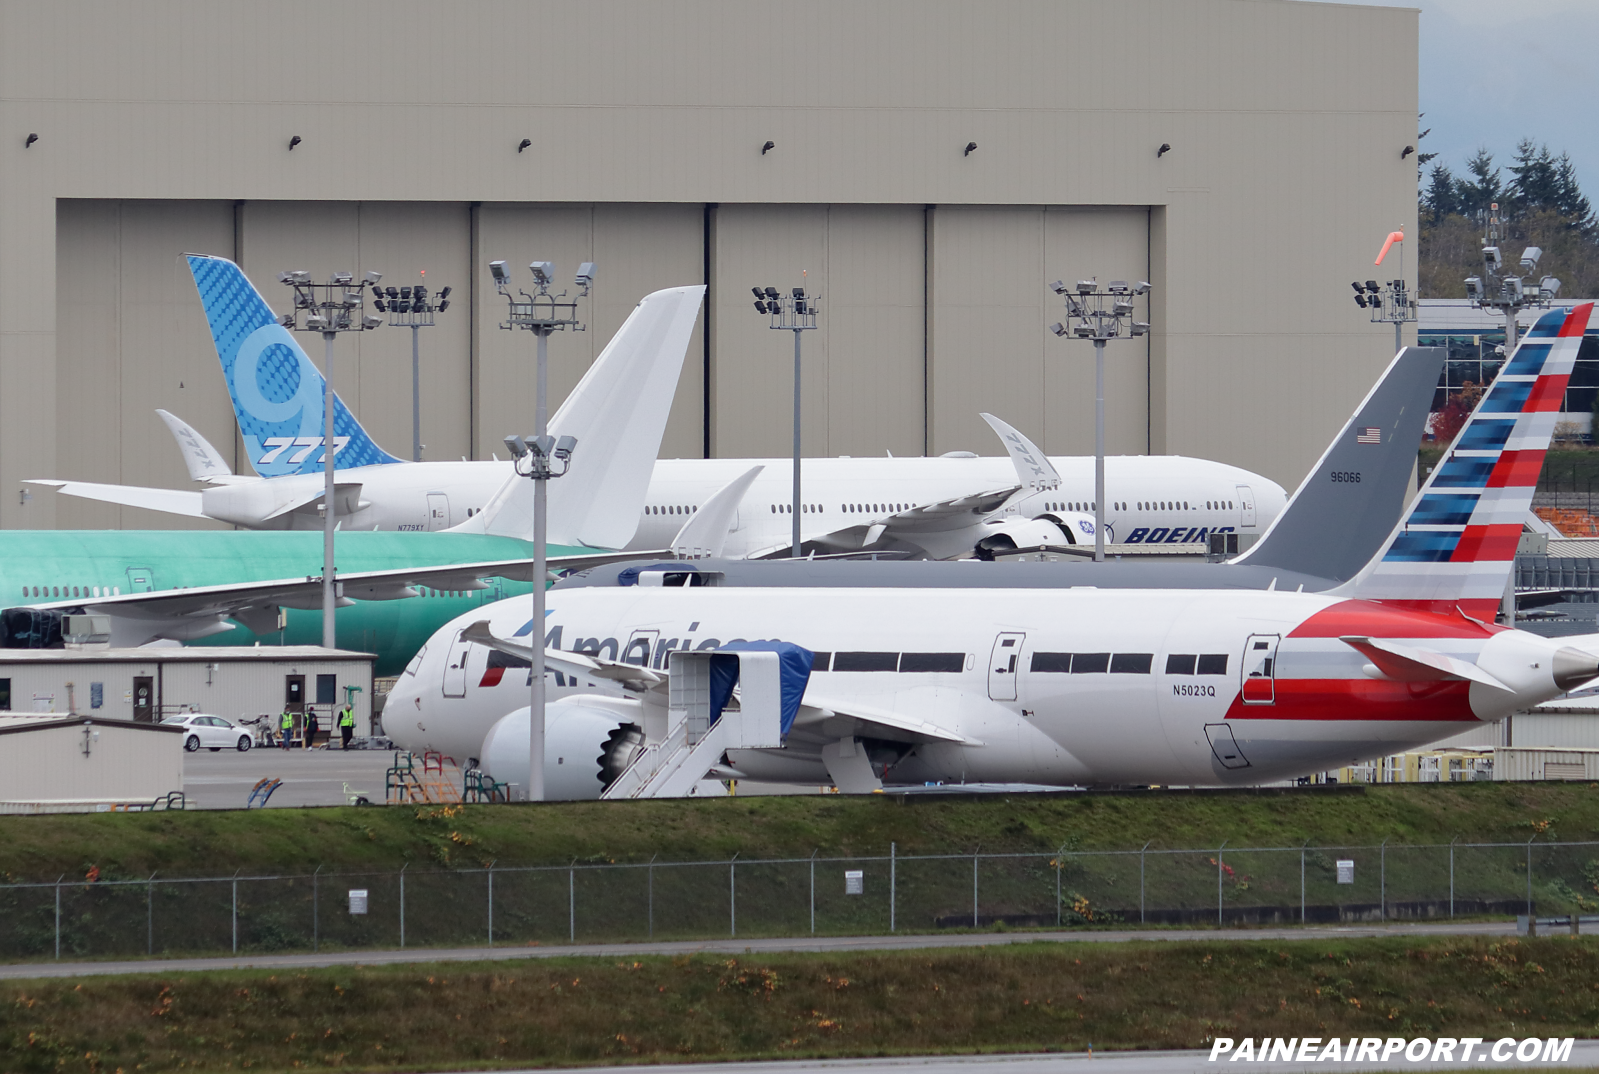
xmin=1463 ymin=202 xmax=1559 ymax=357
xmin=373 ymin=278 xmax=452 ymax=462
xmin=1351 ymin=235 xmax=1416 ymax=355
xmin=279 ymin=270 xmax=384 ymax=649
xmin=1049 ymin=279 xmax=1152 ymax=563
xmin=495 ymin=261 xmax=590 ymax=802
xmin=751 ymin=284 xmax=819 ymax=558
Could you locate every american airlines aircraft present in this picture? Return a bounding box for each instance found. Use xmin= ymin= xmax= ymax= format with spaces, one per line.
xmin=386 ymin=307 xmax=1594 ymax=795
xmin=31 ymin=256 xmax=1287 ymax=560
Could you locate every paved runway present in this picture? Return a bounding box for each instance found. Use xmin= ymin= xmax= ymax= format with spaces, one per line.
xmin=0 ymin=919 xmax=1518 ymax=981
xmin=181 ymin=748 xmax=400 ymax=809
xmin=423 ymin=1045 xmax=1599 ymax=1074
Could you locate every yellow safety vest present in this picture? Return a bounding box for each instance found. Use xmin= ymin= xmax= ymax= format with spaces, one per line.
xmin=280 ymin=711 xmax=293 ymax=730
xmin=339 ymin=707 xmax=355 ymax=728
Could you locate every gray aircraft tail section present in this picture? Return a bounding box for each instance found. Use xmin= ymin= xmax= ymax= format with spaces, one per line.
xmin=1232 ymin=346 xmax=1444 ymax=583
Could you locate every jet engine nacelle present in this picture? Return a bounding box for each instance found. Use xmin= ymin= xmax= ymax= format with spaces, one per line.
xmin=201 ymin=479 xmax=366 ymax=530
xmin=973 ymin=513 xmax=1103 ymax=560
xmin=479 ymin=696 xmax=645 ymax=801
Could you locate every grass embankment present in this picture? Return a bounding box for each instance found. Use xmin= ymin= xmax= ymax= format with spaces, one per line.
xmin=5 ymin=782 xmax=1599 ymax=882
xmin=4 ymin=937 xmax=1598 ymax=1073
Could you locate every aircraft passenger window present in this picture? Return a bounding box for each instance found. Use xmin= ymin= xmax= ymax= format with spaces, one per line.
xmin=1030 ymin=652 xmax=1072 ymax=673
xmin=53 ymin=587 xmax=59 ymax=597
xmin=1070 ymin=653 xmax=1110 ymax=674
xmin=899 ymin=652 xmax=964 ymax=673
xmin=1197 ymin=654 xmax=1229 ymax=675
xmin=72 ymin=586 xmax=78 ymax=597
xmin=833 ymin=651 xmax=899 ymax=672
xmin=1165 ymin=654 xmax=1197 ymax=675
xmin=1183 ymin=502 xmax=1188 ymax=510
xmin=1110 ymin=653 xmax=1153 ymax=674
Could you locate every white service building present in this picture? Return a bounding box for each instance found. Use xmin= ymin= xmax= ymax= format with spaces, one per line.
xmin=0 ymin=0 xmax=1420 ymax=530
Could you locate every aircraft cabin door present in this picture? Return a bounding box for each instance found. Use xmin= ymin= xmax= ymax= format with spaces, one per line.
xmin=1241 ymin=633 xmax=1280 ymax=704
xmin=125 ymin=567 xmax=155 ymax=593
xmin=442 ymin=628 xmax=472 ymax=697
xmin=622 ymin=629 xmax=659 ymax=668
xmin=427 ymin=493 xmax=450 ymax=532
xmin=988 ymin=632 xmax=1026 ymax=701
xmin=1236 ymin=485 xmax=1256 ymax=528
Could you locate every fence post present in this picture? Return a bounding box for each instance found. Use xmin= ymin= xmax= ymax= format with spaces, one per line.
xmin=1449 ymin=838 xmax=1455 ymax=919
xmin=53 ymin=875 xmax=62 ymax=960
xmin=809 ymin=850 xmax=816 ymax=935
xmin=1379 ymin=839 xmax=1387 ymax=921
xmin=890 ymin=842 xmax=896 ymax=933
xmin=399 ymin=863 xmax=407 ymax=948
xmin=1140 ymin=841 xmax=1150 ymax=925
xmin=147 ymin=873 xmax=156 ymax=956
xmin=1526 ymin=837 xmax=1534 ymax=917
xmin=647 ymin=854 xmax=656 ymax=941
xmin=1300 ymin=842 xmax=1307 ymax=924
xmin=568 ymin=864 xmax=575 ymax=943
xmin=487 ymin=861 xmax=495 ymax=948
xmin=1055 ymin=845 xmax=1063 ymax=927
xmin=729 ymin=854 xmax=737 ymax=938
xmin=313 ymin=865 xmax=321 ymax=953
xmin=231 ymin=871 xmax=239 ymax=954
xmin=972 ymin=849 xmax=980 ymax=929
xmin=1216 ymin=841 xmax=1226 ymax=926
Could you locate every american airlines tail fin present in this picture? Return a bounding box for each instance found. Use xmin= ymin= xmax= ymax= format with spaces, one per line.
xmin=1233 ymin=346 xmax=1445 ymax=582
xmin=453 ymin=285 xmax=706 ymax=549
xmin=156 ymin=409 xmax=236 ymax=482
xmin=185 ymin=254 xmax=403 ymax=477
xmin=1336 ymin=303 xmax=1593 ymax=620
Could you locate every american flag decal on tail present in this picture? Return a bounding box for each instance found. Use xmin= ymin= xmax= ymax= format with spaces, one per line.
xmin=1338 ymin=303 xmax=1594 ymax=621
xmin=1356 ymin=427 xmax=1382 ymax=444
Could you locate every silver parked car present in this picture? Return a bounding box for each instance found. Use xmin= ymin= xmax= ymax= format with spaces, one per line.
xmin=162 ymin=713 xmax=252 ymax=753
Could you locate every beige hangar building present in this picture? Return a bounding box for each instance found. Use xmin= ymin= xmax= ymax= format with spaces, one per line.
xmin=0 ymin=0 xmax=1419 ymax=532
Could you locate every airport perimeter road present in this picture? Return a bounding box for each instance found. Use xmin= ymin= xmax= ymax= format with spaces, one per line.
xmin=182 ymin=748 xmax=396 ymax=809
xmin=0 ymin=920 xmax=1519 ymax=981
xmin=429 ymin=1044 xmax=1599 ymax=1074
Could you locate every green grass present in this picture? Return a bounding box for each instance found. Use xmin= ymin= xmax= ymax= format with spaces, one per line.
xmin=5 ymin=782 xmax=1599 ymax=883
xmin=3 ymin=937 xmax=1598 ymax=1072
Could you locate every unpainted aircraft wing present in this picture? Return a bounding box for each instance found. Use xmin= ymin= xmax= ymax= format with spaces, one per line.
xmin=18 ymin=550 xmax=669 ymax=643
xmin=751 ymin=486 xmax=1021 ymax=560
xmin=23 ymin=480 xmax=206 ymax=518
xmin=794 ymin=693 xmax=973 ymax=744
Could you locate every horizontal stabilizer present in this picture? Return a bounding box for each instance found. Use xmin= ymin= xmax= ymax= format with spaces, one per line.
xmin=1339 ymin=635 xmax=1510 ymax=691
xmin=24 ymin=479 xmax=206 ymax=518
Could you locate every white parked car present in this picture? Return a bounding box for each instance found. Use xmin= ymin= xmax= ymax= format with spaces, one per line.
xmin=162 ymin=714 xmax=252 ymax=753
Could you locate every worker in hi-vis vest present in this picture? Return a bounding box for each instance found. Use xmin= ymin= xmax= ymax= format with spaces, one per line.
xmin=279 ymin=709 xmax=294 ymax=750
xmin=338 ymin=703 xmax=356 ymax=749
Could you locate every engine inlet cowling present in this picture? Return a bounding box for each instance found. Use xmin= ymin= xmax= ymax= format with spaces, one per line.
xmin=598 ymin=722 xmax=647 ymax=789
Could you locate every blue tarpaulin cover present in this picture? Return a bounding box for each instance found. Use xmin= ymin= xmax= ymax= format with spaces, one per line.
xmin=707 ymin=641 xmax=813 ymax=737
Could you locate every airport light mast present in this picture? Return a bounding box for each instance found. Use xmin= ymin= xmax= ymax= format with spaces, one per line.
xmin=493 ymin=259 xmax=592 ymax=803
xmin=371 ymin=276 xmax=453 ymax=461
xmin=1463 ymin=203 xmax=1561 ymax=351
xmin=1350 ymin=230 xmax=1417 ymax=354
xmin=1049 ymin=279 xmax=1151 ymax=563
xmin=751 ymin=282 xmax=819 ymax=558
xmin=278 ymin=269 xmax=385 ymax=649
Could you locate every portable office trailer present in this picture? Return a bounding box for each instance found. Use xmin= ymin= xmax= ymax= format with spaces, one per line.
xmin=1494 ymin=747 xmax=1599 ymax=782
xmin=0 ymin=716 xmax=183 ymax=812
xmin=0 ymin=647 xmax=376 ymax=737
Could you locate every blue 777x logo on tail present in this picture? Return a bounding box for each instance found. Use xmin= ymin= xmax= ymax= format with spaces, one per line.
xmin=185 ymin=254 xmax=402 ymax=477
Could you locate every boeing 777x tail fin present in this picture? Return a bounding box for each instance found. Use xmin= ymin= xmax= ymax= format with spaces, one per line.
xmin=185 ymin=254 xmax=403 ymax=477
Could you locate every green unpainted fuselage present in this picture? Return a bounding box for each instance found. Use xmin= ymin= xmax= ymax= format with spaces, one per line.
xmin=3 ymin=530 xmax=568 ymax=675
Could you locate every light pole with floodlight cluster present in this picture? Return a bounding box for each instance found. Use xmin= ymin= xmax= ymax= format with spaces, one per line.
xmin=278 ymin=269 xmax=384 ymax=648
xmin=1463 ymin=202 xmax=1561 ymax=352
xmin=1048 ymin=278 xmax=1151 ymax=563
xmin=370 ymin=277 xmax=453 ymax=461
xmin=751 ymin=283 xmax=819 ymax=559
xmin=491 ymin=258 xmax=593 ymax=802
xmin=1349 ymin=231 xmax=1417 ymax=355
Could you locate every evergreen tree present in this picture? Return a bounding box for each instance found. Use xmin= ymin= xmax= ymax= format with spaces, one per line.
xmin=1423 ymin=162 xmax=1459 ymax=223
xmin=1554 ymin=153 xmax=1595 ymax=234
xmin=1507 ymin=139 xmax=1560 ymax=213
xmin=1457 ymin=149 xmax=1502 ymax=216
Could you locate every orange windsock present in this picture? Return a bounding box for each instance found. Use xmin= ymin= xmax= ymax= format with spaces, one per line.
xmin=1375 ymin=230 xmax=1404 ymax=265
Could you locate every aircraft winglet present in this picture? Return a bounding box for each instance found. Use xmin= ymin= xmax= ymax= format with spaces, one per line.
xmin=981 ymin=413 xmax=1060 ymax=492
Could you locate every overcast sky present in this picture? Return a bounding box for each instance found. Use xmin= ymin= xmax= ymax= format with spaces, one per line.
xmin=1328 ymin=0 xmax=1599 ymax=197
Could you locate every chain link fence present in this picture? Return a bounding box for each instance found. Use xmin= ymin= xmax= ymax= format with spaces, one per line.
xmin=5 ymin=839 xmax=1597 ymax=962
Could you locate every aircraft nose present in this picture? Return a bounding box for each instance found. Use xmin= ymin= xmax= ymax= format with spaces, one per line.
xmin=1553 ymin=647 xmax=1599 ymax=691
